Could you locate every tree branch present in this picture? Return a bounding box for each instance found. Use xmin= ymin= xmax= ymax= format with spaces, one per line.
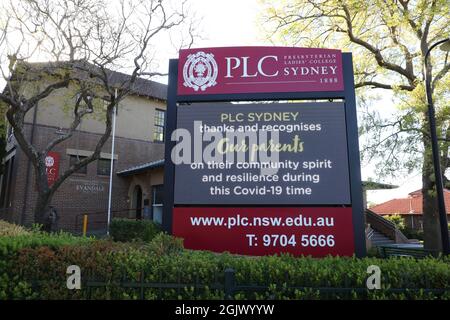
xmin=26 ymin=76 xmax=71 ymax=111
xmin=49 ymin=99 xmax=115 ymax=193
xmin=355 ymin=81 xmax=415 ymax=91
xmin=42 ymin=94 xmax=93 ymax=154
xmin=341 ymin=4 xmax=415 ymax=84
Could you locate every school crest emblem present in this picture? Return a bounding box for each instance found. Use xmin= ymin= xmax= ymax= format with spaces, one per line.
xmin=182 ymin=51 xmax=218 ymax=91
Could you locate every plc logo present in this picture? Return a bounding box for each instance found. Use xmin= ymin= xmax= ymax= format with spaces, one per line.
xmin=45 ymin=155 xmax=55 ymax=167
xmin=183 ymin=51 xmax=218 ymax=91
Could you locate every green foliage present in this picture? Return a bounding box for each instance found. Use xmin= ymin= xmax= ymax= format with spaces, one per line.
xmin=109 ymin=218 xmax=162 ymax=242
xmin=384 ymin=214 xmax=406 ymax=231
xmin=0 ymin=220 xmax=30 ymax=237
xmin=0 ymin=229 xmax=93 ymax=299
xmin=30 ymin=223 xmax=43 ymax=233
xmin=402 ymin=228 xmax=425 ymax=241
xmin=260 ymin=0 xmax=450 ymax=180
xmin=366 ymin=247 xmax=381 ymax=258
xmin=146 ymin=232 xmax=184 ymax=256
xmin=0 ymin=230 xmax=92 ymax=259
xmin=382 ymin=215 xmax=425 ymax=241
xmin=0 ymin=232 xmax=449 ymax=300
xmin=258 ymin=0 xmax=448 ymax=248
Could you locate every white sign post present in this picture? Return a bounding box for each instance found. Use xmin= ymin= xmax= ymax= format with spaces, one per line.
xmin=107 ymin=89 xmax=118 ymax=235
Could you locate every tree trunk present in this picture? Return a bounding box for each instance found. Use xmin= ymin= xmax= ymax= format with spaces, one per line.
xmin=34 ymin=193 xmax=53 ymax=232
xmin=33 ymin=158 xmax=55 ymax=232
xmin=422 ymin=117 xmax=443 ymax=253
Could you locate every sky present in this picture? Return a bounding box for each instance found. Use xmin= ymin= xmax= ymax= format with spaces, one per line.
xmin=189 ymin=0 xmax=268 ymax=47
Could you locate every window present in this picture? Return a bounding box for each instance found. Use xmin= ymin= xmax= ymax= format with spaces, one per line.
xmin=152 ymin=185 xmax=164 ymax=224
xmin=97 ymin=158 xmax=112 ymax=176
xmin=153 ymin=109 xmax=165 ymax=142
xmin=69 ymin=155 xmax=87 ymax=174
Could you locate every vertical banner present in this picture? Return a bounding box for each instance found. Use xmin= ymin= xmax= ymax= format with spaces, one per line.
xmin=45 ymin=151 xmax=60 ymax=186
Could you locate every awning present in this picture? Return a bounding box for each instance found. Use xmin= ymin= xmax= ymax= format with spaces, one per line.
xmin=117 ymin=159 xmax=164 ymax=176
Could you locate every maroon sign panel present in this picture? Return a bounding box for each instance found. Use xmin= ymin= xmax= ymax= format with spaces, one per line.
xmin=177 ymin=47 xmax=344 ymax=95
xmin=173 ymin=207 xmax=355 ymax=257
xmin=167 ymin=46 xmax=364 ymax=257
xmin=45 ymin=151 xmax=60 ymax=186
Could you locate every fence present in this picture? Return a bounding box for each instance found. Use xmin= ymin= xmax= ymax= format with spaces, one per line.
xmin=58 ymin=268 xmax=448 ymax=300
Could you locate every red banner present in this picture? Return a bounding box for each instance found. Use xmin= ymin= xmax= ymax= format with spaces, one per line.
xmin=173 ymin=207 xmax=354 ymax=257
xmin=45 ymin=151 xmax=60 ymax=186
xmin=177 ymin=47 xmax=344 ymax=95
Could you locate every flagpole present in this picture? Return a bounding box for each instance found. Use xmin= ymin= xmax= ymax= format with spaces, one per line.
xmin=107 ymin=89 xmax=118 ymax=236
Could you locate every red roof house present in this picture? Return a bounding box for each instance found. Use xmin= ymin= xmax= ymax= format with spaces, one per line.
xmin=369 ymin=189 xmax=450 ymax=230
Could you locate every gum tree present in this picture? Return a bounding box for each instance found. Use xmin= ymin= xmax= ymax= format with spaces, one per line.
xmin=0 ymin=0 xmax=196 ymax=230
xmin=261 ymin=0 xmax=450 ymax=251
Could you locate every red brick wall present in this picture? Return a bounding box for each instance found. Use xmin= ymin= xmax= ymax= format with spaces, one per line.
xmin=6 ymin=123 xmax=164 ymax=233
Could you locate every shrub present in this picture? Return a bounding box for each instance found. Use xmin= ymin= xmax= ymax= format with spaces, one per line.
xmin=147 ymin=233 xmax=184 ymax=256
xmin=402 ymin=228 xmax=424 ymax=241
xmin=0 ymin=220 xmax=30 ymax=237
xmin=384 ymin=214 xmax=406 ymax=231
xmin=0 ymin=231 xmax=94 ymax=299
xmin=366 ymin=247 xmax=381 ymax=258
xmin=109 ymin=218 xmax=161 ymax=242
xmin=0 ymin=240 xmax=139 ymax=300
xmin=0 ymin=230 xmax=93 ymax=259
xmin=0 ymin=234 xmax=449 ymax=300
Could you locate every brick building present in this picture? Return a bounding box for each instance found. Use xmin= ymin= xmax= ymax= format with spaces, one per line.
xmin=1 ymin=61 xmax=411 ymax=237
xmin=369 ymin=189 xmax=450 ymax=231
xmin=0 ymin=61 xmax=167 ymax=233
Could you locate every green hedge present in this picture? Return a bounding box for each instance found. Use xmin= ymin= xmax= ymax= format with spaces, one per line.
xmin=0 ymin=233 xmax=449 ymax=300
xmin=0 ymin=231 xmax=92 ymax=258
xmin=0 ymin=231 xmax=93 ymax=299
xmin=402 ymin=229 xmax=425 ymax=241
xmin=109 ymin=218 xmax=161 ymax=242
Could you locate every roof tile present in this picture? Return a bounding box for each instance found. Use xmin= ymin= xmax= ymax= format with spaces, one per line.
xmin=369 ymin=189 xmax=450 ymax=215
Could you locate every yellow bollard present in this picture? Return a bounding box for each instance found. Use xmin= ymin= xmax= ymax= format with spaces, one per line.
xmin=82 ymin=214 xmax=88 ymax=237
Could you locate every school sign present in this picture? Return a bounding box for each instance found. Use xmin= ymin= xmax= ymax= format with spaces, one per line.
xmin=164 ymin=47 xmax=365 ymax=257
